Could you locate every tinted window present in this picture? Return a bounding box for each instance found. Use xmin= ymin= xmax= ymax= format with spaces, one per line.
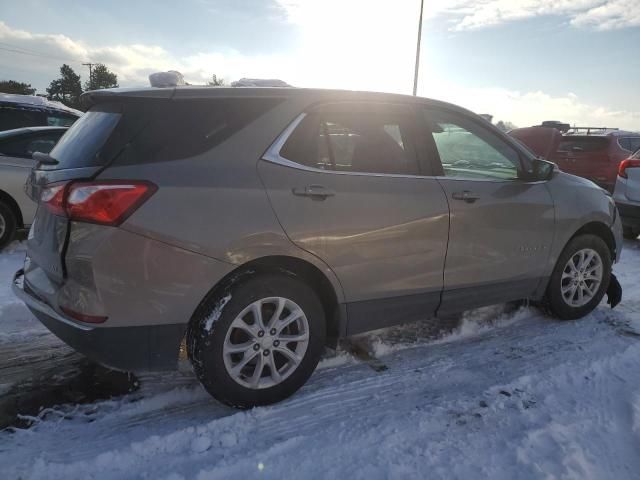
xmin=50 ymin=97 xmax=283 ymax=169
xmin=47 ymin=114 xmax=77 ymax=127
xmin=0 ymin=107 xmax=44 ymax=130
xmin=0 ymin=131 xmax=63 ymax=158
xmin=622 ymin=137 xmax=640 ymax=153
xmin=425 ymin=109 xmax=520 ymax=180
xmin=50 ymin=107 xmax=121 ymax=168
xmin=280 ymin=108 xmax=419 ymax=175
xmin=558 ymin=137 xmax=609 ymax=153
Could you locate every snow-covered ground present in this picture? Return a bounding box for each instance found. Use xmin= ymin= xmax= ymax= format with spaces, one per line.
xmin=1 ymin=239 xmax=640 ymax=479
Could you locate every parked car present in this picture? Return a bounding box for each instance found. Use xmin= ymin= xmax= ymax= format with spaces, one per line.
xmin=13 ymin=88 xmax=622 ymax=408
xmin=0 ymin=126 xmax=67 ymax=248
xmin=0 ymin=93 xmax=81 ymax=132
xmin=509 ymin=124 xmax=640 ymax=192
xmin=613 ymin=147 xmax=640 ymax=239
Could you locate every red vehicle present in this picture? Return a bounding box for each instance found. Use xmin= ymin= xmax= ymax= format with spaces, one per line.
xmin=510 ymin=122 xmax=640 ymax=192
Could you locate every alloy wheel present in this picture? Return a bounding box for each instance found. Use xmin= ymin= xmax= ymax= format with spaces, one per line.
xmin=222 ymin=297 xmax=310 ymax=389
xmin=560 ymin=248 xmax=603 ymax=307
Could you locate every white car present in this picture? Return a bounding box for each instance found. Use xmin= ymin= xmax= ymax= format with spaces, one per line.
xmin=613 ymin=148 xmax=640 ymax=239
xmin=0 ymin=126 xmax=67 ymax=248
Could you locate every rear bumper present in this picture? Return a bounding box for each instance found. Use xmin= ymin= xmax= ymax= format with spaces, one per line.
xmin=13 ymin=269 xmax=185 ymax=371
xmin=616 ymin=201 xmax=640 ymax=229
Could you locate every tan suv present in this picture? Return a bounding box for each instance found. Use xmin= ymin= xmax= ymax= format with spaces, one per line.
xmin=13 ymin=88 xmax=623 ymax=407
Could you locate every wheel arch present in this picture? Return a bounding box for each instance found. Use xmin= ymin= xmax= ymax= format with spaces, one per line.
xmin=0 ymin=189 xmax=23 ymax=228
xmin=188 ymin=255 xmax=346 ymax=348
xmin=569 ymin=221 xmax=616 ymax=261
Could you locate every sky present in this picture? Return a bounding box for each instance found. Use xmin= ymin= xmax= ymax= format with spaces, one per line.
xmin=1 ymin=0 xmax=639 ymax=129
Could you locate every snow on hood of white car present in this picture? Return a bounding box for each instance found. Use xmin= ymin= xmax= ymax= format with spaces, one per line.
xmin=0 ymin=93 xmax=82 ymax=116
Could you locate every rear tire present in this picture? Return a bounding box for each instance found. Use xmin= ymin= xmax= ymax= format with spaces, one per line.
xmin=544 ymin=234 xmax=611 ymax=320
xmin=0 ymin=202 xmax=17 ymax=250
xmin=188 ymin=273 xmax=326 ymax=408
xmin=623 ymin=226 xmax=638 ymax=240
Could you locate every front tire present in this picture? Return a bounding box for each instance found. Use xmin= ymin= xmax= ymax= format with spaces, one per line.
xmin=544 ymin=234 xmax=611 ymax=320
xmin=0 ymin=202 xmax=17 ymax=250
xmin=188 ymin=273 xmax=326 ymax=408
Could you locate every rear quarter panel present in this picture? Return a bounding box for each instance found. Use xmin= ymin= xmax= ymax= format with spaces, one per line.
xmin=96 ymin=95 xmax=346 ymax=304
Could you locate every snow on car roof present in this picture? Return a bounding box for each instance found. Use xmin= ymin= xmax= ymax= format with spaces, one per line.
xmin=0 ymin=93 xmax=82 ymax=116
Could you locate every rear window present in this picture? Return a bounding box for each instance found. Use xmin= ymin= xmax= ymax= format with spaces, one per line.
xmin=49 ymin=106 xmax=121 ymax=169
xmin=48 ymin=97 xmax=282 ymax=169
xmin=558 ymin=136 xmax=609 ymax=153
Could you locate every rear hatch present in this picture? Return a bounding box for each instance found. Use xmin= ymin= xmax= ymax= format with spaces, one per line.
xmin=26 ymin=96 xmax=165 ymax=284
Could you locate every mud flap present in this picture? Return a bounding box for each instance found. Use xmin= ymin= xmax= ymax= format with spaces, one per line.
xmin=606 ymin=273 xmax=622 ymax=309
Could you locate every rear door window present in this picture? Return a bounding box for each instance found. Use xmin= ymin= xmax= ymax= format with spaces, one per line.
xmin=280 ymin=106 xmax=420 ymax=175
xmin=558 ymin=137 xmax=609 ymax=153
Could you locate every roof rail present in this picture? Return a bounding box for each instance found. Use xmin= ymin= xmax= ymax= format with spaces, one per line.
xmin=566 ymin=126 xmax=619 ymax=135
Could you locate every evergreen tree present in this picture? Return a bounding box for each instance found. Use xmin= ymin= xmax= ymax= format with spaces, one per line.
xmin=0 ymin=80 xmax=36 ymax=95
xmin=46 ymin=64 xmax=83 ymax=109
xmin=208 ymin=74 xmax=225 ymax=86
xmin=85 ymin=64 xmax=118 ymax=91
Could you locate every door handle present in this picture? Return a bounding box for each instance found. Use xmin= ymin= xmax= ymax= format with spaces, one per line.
xmin=451 ymin=190 xmax=480 ymax=203
xmin=292 ymin=185 xmax=335 ymax=199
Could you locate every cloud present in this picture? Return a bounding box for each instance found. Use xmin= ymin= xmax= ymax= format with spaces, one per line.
xmin=277 ymin=0 xmax=640 ymax=32
xmin=0 ymin=17 xmax=638 ymax=131
xmin=426 ymin=81 xmax=640 ymax=130
xmin=434 ymin=0 xmax=640 ymax=31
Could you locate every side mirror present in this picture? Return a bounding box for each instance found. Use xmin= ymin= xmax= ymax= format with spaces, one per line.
xmin=530 ymin=158 xmax=555 ymax=181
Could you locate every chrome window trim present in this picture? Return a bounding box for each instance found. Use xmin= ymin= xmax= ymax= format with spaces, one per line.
xmin=262 ymin=113 xmax=437 ymax=179
xmin=261 ymin=112 xmax=543 ymax=183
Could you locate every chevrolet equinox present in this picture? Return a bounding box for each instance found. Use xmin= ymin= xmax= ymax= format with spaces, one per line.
xmin=13 ymin=87 xmax=623 ymax=407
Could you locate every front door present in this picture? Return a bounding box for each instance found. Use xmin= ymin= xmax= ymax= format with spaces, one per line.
xmin=259 ymin=102 xmax=450 ymax=334
xmin=421 ymin=107 xmax=555 ymax=314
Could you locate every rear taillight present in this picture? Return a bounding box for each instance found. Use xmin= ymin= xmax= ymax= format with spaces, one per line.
xmin=618 ymin=159 xmax=640 ymax=179
xmin=41 ymin=181 xmax=157 ymax=226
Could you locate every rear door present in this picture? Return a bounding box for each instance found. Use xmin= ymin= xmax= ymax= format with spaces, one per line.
xmin=421 ymin=107 xmax=555 ymax=314
xmin=554 ymin=136 xmax=612 ymax=189
xmin=259 ymin=102 xmax=450 ymax=334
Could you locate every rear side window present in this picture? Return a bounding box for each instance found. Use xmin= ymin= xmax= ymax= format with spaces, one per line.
xmin=620 ymin=137 xmax=640 ymax=153
xmin=280 ymin=107 xmax=419 ymax=175
xmin=558 ymin=137 xmax=609 ymax=153
xmin=48 ymin=97 xmax=282 ymax=169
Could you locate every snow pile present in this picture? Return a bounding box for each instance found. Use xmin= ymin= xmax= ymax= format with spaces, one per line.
xmin=148 ymin=71 xmax=186 ymax=88
xmin=1 ymin=240 xmax=640 ymax=479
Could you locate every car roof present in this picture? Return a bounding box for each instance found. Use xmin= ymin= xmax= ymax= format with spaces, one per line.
xmin=0 ymin=126 xmax=68 ymax=139
xmin=81 ymin=86 xmax=474 ymax=115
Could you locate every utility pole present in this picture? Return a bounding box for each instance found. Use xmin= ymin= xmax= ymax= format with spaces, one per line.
xmin=412 ymin=0 xmax=424 ymax=96
xmin=83 ymin=62 xmax=95 ymax=88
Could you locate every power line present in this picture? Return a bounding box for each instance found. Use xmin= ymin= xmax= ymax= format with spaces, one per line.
xmin=0 ymin=41 xmax=88 ymax=65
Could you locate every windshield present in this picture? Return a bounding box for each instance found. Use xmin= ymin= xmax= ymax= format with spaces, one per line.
xmin=49 ymin=107 xmax=121 ymax=169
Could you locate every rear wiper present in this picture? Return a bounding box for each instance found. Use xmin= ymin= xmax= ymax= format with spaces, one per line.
xmin=32 ymin=151 xmax=59 ymax=166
